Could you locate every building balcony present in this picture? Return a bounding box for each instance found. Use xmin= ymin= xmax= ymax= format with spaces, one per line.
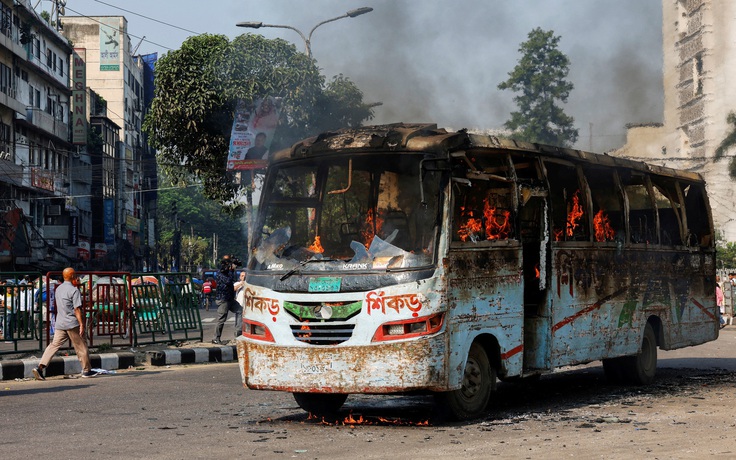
xmin=21 ymin=107 xmax=69 ymax=142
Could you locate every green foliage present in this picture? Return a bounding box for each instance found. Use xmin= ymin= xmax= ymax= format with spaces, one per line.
xmin=498 ymin=28 xmax=579 ymax=147
xmin=714 ymin=111 xmax=736 ymax=179
xmin=144 ymin=33 xmax=373 ymax=207
xmin=156 ymin=171 xmax=247 ymax=271
xmin=717 ymin=242 xmax=736 ymax=269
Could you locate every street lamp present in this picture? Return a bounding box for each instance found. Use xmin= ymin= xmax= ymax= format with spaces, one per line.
xmin=236 ymin=7 xmax=373 ymax=59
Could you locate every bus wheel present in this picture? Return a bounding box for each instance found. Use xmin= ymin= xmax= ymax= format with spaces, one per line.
xmin=622 ymin=323 xmax=657 ymax=385
xmin=435 ymin=342 xmax=495 ymax=420
xmin=293 ymin=393 xmax=348 ymax=416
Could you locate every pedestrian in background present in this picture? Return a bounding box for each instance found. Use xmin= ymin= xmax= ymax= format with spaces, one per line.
xmin=212 ymin=255 xmax=242 ymax=344
xmin=716 ymin=276 xmax=726 ymax=329
xmin=202 ymin=277 xmax=214 ymax=311
xmin=32 ymin=267 xmax=98 ymax=380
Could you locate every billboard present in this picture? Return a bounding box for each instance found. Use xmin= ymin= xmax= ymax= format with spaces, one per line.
xmin=104 ymin=198 xmax=115 ymax=245
xmin=226 ymin=97 xmax=280 ymax=171
xmin=99 ymin=18 xmax=120 ymax=71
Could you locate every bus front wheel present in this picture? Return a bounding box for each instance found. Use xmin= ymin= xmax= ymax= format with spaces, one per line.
xmin=435 ymin=342 xmax=495 ymax=420
xmin=293 ymin=393 xmax=348 ymax=416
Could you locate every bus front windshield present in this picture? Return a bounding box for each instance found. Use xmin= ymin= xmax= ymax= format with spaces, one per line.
xmin=251 ymin=153 xmax=443 ymax=273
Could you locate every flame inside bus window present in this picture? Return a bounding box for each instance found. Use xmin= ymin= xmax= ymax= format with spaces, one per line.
xmin=252 ymin=154 xmax=443 ymax=272
xmin=453 ymin=181 xmax=515 ymax=243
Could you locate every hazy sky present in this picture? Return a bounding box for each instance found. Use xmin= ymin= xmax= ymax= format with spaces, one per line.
xmin=58 ymin=0 xmax=663 ymax=152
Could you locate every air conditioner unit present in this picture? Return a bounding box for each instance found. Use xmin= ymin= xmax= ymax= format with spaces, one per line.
xmin=46 ymin=204 xmax=62 ymax=216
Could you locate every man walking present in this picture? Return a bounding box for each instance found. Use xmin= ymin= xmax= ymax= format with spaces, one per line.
xmin=212 ymin=255 xmax=242 ymax=344
xmin=32 ymin=267 xmax=98 ymax=380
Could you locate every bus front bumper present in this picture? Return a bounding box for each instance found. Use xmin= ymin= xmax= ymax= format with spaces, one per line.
xmin=236 ymin=334 xmax=448 ymax=393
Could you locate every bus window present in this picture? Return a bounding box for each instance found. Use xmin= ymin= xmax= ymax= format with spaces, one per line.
xmin=544 ymin=161 xmax=589 ymax=242
xmin=651 ymin=177 xmax=684 ymax=246
xmin=619 ymin=170 xmax=656 ymax=244
xmin=682 ymin=181 xmax=712 ymax=247
xmin=452 ymin=167 xmax=515 ymax=243
xmin=583 ymin=167 xmax=624 ymax=243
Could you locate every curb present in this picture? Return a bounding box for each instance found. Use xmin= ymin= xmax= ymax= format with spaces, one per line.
xmin=0 ymin=352 xmax=136 ymax=381
xmin=147 ymin=345 xmax=237 ymax=366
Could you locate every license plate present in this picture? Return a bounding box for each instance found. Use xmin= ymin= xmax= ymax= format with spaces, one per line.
xmin=308 ymin=277 xmax=341 ymax=293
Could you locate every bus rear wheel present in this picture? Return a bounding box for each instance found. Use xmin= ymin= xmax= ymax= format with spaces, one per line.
xmin=293 ymin=393 xmax=348 ymax=416
xmin=435 ymin=342 xmax=495 ymax=420
xmin=621 ymin=323 xmax=657 ymax=385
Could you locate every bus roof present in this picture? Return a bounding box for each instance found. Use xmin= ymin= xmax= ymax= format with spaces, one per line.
xmin=274 ymin=123 xmax=704 ymax=183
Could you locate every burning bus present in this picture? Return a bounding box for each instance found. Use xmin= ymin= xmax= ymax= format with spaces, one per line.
xmin=236 ymin=123 xmax=718 ymax=420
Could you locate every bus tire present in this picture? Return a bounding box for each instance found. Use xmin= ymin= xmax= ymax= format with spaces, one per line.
xmin=293 ymin=393 xmax=348 ymax=416
xmin=435 ymin=342 xmax=495 ymax=420
xmin=622 ymin=323 xmax=657 ymax=385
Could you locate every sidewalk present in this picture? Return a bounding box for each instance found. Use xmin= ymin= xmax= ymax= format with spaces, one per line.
xmin=0 ymin=307 xmax=243 ymax=381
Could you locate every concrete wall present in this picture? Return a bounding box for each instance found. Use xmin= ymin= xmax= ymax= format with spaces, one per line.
xmin=613 ymin=0 xmax=736 ymax=241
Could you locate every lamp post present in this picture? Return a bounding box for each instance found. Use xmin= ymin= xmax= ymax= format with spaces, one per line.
xmin=236 ymin=7 xmax=373 ymax=58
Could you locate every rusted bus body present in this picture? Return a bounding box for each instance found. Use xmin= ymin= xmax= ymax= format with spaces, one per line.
xmin=236 ymin=123 xmax=717 ymax=419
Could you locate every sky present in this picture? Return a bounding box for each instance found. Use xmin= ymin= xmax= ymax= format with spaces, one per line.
xmin=55 ymin=0 xmax=664 ymax=152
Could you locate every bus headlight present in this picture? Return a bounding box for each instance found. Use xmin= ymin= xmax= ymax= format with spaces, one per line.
xmin=243 ymin=318 xmax=275 ymax=342
xmin=372 ymin=313 xmax=444 ymax=342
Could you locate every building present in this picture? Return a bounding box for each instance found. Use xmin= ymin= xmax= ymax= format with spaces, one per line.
xmin=613 ymin=0 xmax=736 ymax=241
xmin=61 ymin=15 xmax=157 ymax=270
xmin=0 ymin=0 xmax=86 ymax=270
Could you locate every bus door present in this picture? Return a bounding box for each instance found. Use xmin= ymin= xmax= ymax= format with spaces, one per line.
xmin=514 ymin=156 xmax=551 ymax=371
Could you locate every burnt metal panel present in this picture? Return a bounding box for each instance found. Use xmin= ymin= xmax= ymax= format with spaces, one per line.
xmin=547 ymin=244 xmax=717 ymax=368
xmin=238 ymin=334 xmax=448 ymax=393
xmin=445 ymin=244 xmax=525 ymax=380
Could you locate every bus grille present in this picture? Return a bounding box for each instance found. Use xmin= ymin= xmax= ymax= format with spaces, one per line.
xmin=290 ymin=322 xmax=355 ymax=345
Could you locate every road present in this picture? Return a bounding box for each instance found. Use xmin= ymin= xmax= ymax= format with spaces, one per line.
xmin=1 ymin=328 xmax=735 ymax=459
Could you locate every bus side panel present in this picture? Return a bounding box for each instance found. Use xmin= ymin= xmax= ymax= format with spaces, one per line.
xmin=445 ymin=245 xmax=525 ymax=382
xmin=548 ymin=246 xmax=717 ymax=368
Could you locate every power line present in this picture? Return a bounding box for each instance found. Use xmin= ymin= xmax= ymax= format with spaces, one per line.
xmin=62 ymin=5 xmax=175 ymax=51
xmin=91 ymin=0 xmax=202 ymax=36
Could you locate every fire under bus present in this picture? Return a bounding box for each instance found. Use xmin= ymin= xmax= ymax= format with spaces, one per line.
xmin=236 ymin=123 xmax=718 ymax=420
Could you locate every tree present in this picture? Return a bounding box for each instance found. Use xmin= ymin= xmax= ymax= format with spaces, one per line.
xmin=498 ymin=28 xmax=579 ymax=147
xmin=714 ymin=111 xmax=736 ymax=179
xmin=144 ymin=33 xmax=374 ymax=207
xmin=155 ymin=170 xmax=247 ymax=272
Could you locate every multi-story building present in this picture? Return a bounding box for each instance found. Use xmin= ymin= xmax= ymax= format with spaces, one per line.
xmin=0 ymin=0 xmax=87 ymax=270
xmin=613 ymin=0 xmax=736 ymax=241
xmin=61 ymin=15 xmax=156 ymax=271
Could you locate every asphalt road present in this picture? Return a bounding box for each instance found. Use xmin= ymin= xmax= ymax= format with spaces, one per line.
xmin=1 ymin=328 xmax=735 ymax=459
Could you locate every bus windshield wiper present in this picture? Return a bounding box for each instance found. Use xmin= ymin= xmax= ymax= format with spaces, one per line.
xmin=280 ymin=258 xmax=340 ymax=281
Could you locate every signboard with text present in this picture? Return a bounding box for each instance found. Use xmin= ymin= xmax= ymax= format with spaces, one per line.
xmin=72 ymin=48 xmax=87 ymax=144
xmin=99 ymin=18 xmax=120 ymax=71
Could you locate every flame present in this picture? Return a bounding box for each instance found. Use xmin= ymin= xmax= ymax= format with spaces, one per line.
xmin=535 ymin=264 xmax=540 ymax=279
xmin=554 ymin=229 xmax=564 ymax=241
xmin=307 ymin=412 xmax=431 ymax=426
xmin=308 ymin=236 xmax=324 ymax=253
xmin=457 ymin=205 xmax=483 ymax=242
xmin=361 ymin=209 xmax=385 ymax=248
xmin=566 ymin=190 xmax=584 ymax=238
xmin=593 ymin=210 xmax=615 ymax=242
xmin=457 ymin=200 xmax=512 ymax=242
xmin=344 ymin=413 xmax=365 ymax=425
xmin=483 ymin=200 xmax=511 ymax=240
xmin=297 ymin=321 xmax=312 ymax=339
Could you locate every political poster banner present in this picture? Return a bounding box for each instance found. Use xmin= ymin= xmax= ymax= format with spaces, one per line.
xmin=226 ymin=97 xmax=280 ymax=171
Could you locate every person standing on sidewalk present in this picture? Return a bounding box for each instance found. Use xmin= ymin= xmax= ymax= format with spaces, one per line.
xmin=32 ymin=267 xmax=98 ymax=380
xmin=212 ymin=255 xmax=242 ymax=344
